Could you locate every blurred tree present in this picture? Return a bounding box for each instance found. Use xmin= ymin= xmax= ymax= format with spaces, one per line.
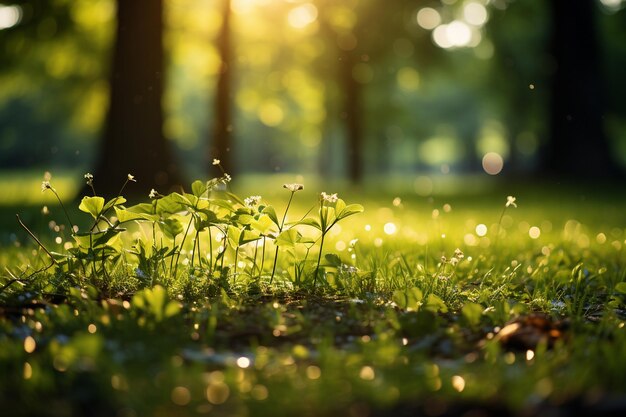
xmin=209 ymin=0 xmax=234 ymax=175
xmin=487 ymin=0 xmax=549 ymax=173
xmin=0 ymin=0 xmax=110 ymax=170
xmin=92 ymin=0 xmax=183 ymax=197
xmin=545 ymin=0 xmax=622 ymax=178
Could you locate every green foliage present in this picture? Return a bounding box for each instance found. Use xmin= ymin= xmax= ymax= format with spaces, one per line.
xmin=4 ymin=175 xmax=626 ymax=417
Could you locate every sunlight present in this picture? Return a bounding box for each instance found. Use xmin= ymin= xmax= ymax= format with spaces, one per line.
xmin=287 ymin=2 xmax=318 ymax=29
xmin=446 ymin=20 xmax=472 ymax=47
xmin=0 ymin=4 xmax=21 ymax=30
xmin=482 ymin=152 xmax=504 ymax=175
xmin=463 ymin=2 xmax=488 ymax=26
xmin=417 ymin=7 xmax=441 ymax=30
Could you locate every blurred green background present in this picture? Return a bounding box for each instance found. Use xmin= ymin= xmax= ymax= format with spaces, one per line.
xmin=1 ymin=0 xmax=626 ymax=200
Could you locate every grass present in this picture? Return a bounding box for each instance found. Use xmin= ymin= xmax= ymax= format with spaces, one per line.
xmin=1 ymin=171 xmax=626 ymax=416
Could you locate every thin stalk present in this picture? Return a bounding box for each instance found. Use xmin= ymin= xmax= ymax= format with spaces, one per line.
xmin=16 ymin=215 xmax=58 ymax=266
xmin=252 ymin=239 xmax=259 ymax=275
xmin=313 ymin=232 xmax=326 ymax=287
xmin=259 ymin=236 xmax=266 ymax=280
xmin=174 ymin=214 xmax=195 ymax=277
xmin=493 ymin=205 xmax=507 ymax=250
xmin=208 ymin=226 xmax=213 ymax=274
xmin=234 ymin=247 xmax=239 ymax=279
xmin=270 ymin=191 xmax=295 ymax=284
xmin=48 ymin=188 xmax=76 ymax=233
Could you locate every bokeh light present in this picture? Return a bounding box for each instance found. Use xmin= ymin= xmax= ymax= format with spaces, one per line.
xmin=287 ymin=3 xmax=318 ymax=29
xmin=464 ymin=2 xmax=488 ymax=26
xmin=482 ymin=152 xmax=504 ymax=175
xmin=0 ymin=4 xmax=21 ymax=30
xmin=417 ymin=7 xmax=441 ymax=30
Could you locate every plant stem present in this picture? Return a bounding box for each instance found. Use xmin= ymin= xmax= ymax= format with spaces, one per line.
xmin=270 ymin=191 xmax=295 ymax=285
xmin=313 ymin=232 xmax=326 ymax=287
xmin=259 ymin=236 xmax=266 ymax=280
xmin=174 ymin=214 xmax=195 ymax=277
xmin=208 ymin=226 xmax=213 ymax=274
xmin=50 ymin=188 xmax=76 ymax=233
xmin=494 ymin=205 xmax=507 ymax=250
xmin=16 ymin=215 xmax=58 ymax=266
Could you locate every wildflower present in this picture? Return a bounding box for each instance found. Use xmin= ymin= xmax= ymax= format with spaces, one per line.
xmin=283 ymin=183 xmax=304 ymax=192
xmin=349 ymin=238 xmax=359 ymax=247
xmin=41 ymin=181 xmax=51 ymax=192
xmin=149 ymin=189 xmax=158 ymax=199
xmin=506 ymin=196 xmax=517 ymax=208
xmin=438 ymin=274 xmax=449 ymax=282
xmin=212 ymin=158 xmax=221 ymax=166
xmin=244 ymin=195 xmax=262 ymax=207
xmin=127 ymin=174 xmax=136 ymax=182
xmin=450 ymin=257 xmax=459 ymax=266
xmin=223 ymin=173 xmax=232 ymax=183
xmin=441 ymin=255 xmax=447 ymax=264
xmin=84 ymin=173 xmax=94 ymax=186
xmin=321 ymin=192 xmax=338 ymax=203
xmin=454 ymin=248 xmax=464 ymax=260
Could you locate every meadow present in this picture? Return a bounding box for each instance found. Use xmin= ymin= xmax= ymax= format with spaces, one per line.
xmin=1 ymin=171 xmax=625 ymax=417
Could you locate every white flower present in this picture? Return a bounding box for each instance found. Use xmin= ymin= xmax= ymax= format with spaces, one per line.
xmin=41 ymin=181 xmax=51 ymax=192
xmin=223 ymin=173 xmax=232 ymax=183
xmin=450 ymin=257 xmax=459 ymax=266
xmin=321 ymin=192 xmax=338 ymax=203
xmin=349 ymin=238 xmax=359 ymax=247
xmin=84 ymin=173 xmax=94 ymax=185
xmin=149 ymin=189 xmax=158 ymax=199
xmin=244 ymin=195 xmax=262 ymax=207
xmin=506 ymin=196 xmax=517 ymax=208
xmin=283 ymin=183 xmax=304 ymax=192
xmin=454 ymin=248 xmax=464 ymax=260
xmin=127 ymin=174 xmax=136 ymax=182
xmin=212 ymin=158 xmax=221 ymax=166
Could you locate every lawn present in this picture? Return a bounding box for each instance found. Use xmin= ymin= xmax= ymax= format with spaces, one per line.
xmin=1 ymin=172 xmax=626 ymax=417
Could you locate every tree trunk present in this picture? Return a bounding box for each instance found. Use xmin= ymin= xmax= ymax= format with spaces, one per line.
xmin=92 ymin=0 xmax=183 ymax=198
xmin=341 ymin=50 xmax=364 ymax=184
xmin=209 ymin=0 xmax=234 ymax=175
xmin=545 ymin=0 xmax=621 ymax=178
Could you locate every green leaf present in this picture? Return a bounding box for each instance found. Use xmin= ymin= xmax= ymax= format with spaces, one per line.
xmin=337 ymin=203 xmax=364 ymax=220
xmin=191 ymin=180 xmax=206 ymax=197
xmin=262 ymin=206 xmax=280 ymax=227
xmin=324 ymin=253 xmax=342 ymax=267
xmin=424 ymin=294 xmax=448 ymax=313
xmin=226 ymin=192 xmax=247 ymax=207
xmin=239 ymin=230 xmax=261 ymax=245
xmin=276 ymin=228 xmax=300 ymax=247
xmin=462 ymin=302 xmax=484 ymax=328
xmin=615 ymin=282 xmax=626 ymax=294
xmin=124 ymin=202 xmax=155 ymax=215
xmin=210 ymin=198 xmax=237 ymax=213
xmin=392 ymin=287 xmax=423 ymax=311
xmin=250 ymin=214 xmax=275 ymax=235
xmin=227 ymin=227 xmax=242 ymax=248
xmin=73 ymin=228 xmax=123 ymax=249
xmin=297 ymin=217 xmax=322 ymax=231
xmin=236 ymin=214 xmax=255 ymax=226
xmin=103 ymin=196 xmax=127 ymax=212
xmin=79 ymin=196 xmax=104 ymax=219
xmin=335 ymin=199 xmax=346 ymax=215
xmin=197 ymin=208 xmax=219 ymax=224
xmin=160 ymin=217 xmax=183 ymax=239
xmin=114 ymin=207 xmax=157 ymax=223
xmin=157 ymin=193 xmax=190 ymax=216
